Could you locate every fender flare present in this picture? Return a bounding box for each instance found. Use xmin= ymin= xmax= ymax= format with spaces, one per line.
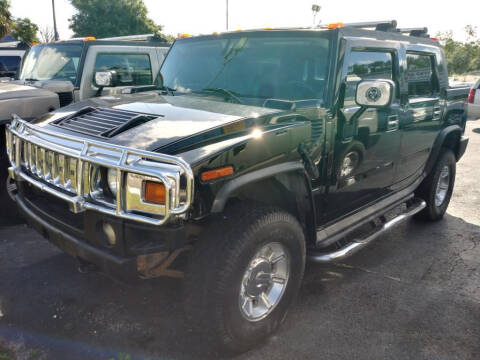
xmin=210 ymin=161 xmax=317 ymax=244
xmin=424 ymin=125 xmax=463 ymax=175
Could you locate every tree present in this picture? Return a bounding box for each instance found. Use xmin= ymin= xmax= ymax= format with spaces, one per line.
xmin=39 ymin=26 xmax=55 ymax=43
xmin=436 ymin=26 xmax=480 ymax=75
xmin=11 ymin=17 xmax=39 ymax=44
xmin=69 ymin=0 xmax=164 ymax=39
xmin=0 ymin=0 xmax=13 ymax=39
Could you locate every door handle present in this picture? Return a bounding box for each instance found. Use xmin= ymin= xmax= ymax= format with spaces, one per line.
xmin=387 ymin=115 xmax=399 ymax=131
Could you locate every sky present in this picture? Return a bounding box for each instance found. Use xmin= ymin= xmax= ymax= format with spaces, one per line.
xmin=9 ymin=0 xmax=480 ymax=42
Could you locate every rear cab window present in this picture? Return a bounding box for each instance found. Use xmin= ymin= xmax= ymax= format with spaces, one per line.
xmin=406 ymin=52 xmax=439 ymax=98
xmin=93 ymin=53 xmax=153 ymax=86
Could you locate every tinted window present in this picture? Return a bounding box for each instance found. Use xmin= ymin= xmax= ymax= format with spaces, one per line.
xmin=160 ymin=33 xmax=331 ymax=107
xmin=407 ymin=53 xmax=436 ymax=97
xmin=94 ymin=53 xmax=152 ymax=86
xmin=0 ymin=56 xmax=21 ymax=77
xmin=344 ymin=51 xmax=393 ymax=105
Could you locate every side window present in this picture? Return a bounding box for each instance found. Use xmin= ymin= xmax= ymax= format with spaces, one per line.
xmin=0 ymin=56 xmax=21 ymax=76
xmin=406 ymin=53 xmax=437 ymax=97
xmin=344 ymin=51 xmax=393 ymax=106
xmin=94 ymin=53 xmax=152 ymax=86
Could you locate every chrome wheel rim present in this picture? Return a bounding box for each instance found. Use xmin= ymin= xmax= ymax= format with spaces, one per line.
xmin=435 ymin=165 xmax=450 ymax=207
xmin=239 ymin=242 xmax=290 ymax=322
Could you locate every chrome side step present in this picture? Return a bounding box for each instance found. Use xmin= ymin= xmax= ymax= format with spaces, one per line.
xmin=308 ymin=198 xmax=426 ymax=263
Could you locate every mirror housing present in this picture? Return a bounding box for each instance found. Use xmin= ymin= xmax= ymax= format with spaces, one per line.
xmin=355 ymin=80 xmax=395 ymax=108
xmin=94 ymin=71 xmax=118 ymax=88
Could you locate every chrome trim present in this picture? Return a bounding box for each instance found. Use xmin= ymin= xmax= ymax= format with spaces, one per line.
xmin=6 ymin=115 xmax=194 ymax=226
xmin=308 ymin=199 xmax=426 ymax=263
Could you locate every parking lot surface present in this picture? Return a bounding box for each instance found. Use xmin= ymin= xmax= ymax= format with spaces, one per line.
xmin=0 ymin=120 xmax=479 ymax=360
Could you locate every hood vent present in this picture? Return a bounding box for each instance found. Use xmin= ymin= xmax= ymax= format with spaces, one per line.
xmin=52 ymin=106 xmax=158 ymax=138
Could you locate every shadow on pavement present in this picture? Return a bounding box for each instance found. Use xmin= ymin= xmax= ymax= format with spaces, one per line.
xmin=0 ymin=213 xmax=479 ymax=360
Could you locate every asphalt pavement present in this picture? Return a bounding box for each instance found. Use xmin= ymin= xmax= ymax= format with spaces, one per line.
xmin=0 ymin=120 xmax=479 ymax=360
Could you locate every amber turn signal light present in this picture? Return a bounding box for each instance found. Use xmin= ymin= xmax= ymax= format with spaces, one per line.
xmin=144 ymin=181 xmax=166 ymax=204
xmin=327 ymin=22 xmax=344 ymax=29
xmin=201 ymin=166 xmax=234 ymax=182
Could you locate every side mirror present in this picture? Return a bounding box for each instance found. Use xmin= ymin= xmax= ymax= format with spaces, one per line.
xmin=94 ymin=71 xmax=118 ymax=88
xmin=356 ymin=80 xmax=395 ymax=108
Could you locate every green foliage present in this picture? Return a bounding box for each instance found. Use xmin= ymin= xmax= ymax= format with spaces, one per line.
xmin=69 ymin=0 xmax=164 ymax=39
xmin=11 ymin=17 xmax=39 ymax=44
xmin=437 ymin=26 xmax=480 ymax=75
xmin=0 ymin=0 xmax=13 ymax=39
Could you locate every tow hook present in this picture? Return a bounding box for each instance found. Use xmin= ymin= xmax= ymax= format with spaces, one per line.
xmin=77 ymin=258 xmax=98 ymax=274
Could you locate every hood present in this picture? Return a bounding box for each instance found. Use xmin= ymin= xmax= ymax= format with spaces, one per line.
xmin=35 ymin=92 xmax=298 ymax=154
xmin=0 ymin=82 xmax=59 ymax=100
xmin=7 ymin=79 xmax=74 ymax=92
xmin=0 ymin=82 xmax=60 ymax=122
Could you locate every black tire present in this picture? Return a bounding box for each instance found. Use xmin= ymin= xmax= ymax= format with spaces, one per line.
xmin=415 ymin=148 xmax=456 ymax=221
xmin=183 ymin=203 xmax=306 ymax=353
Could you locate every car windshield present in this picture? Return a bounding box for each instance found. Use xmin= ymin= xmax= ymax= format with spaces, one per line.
xmin=159 ymin=31 xmax=331 ymax=108
xmin=19 ymin=43 xmax=83 ymax=84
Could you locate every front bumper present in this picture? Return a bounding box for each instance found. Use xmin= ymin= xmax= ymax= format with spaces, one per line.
xmin=15 ymin=182 xmax=191 ymax=283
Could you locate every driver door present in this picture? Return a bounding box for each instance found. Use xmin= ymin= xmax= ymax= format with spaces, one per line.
xmin=324 ymin=47 xmax=402 ymax=222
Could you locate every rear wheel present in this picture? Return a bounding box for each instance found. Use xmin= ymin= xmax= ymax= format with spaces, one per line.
xmin=183 ymin=203 xmax=306 ymax=353
xmin=415 ymin=148 xmax=456 ymax=221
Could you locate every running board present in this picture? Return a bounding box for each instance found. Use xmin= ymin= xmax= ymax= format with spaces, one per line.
xmin=308 ymin=198 xmax=426 ymax=263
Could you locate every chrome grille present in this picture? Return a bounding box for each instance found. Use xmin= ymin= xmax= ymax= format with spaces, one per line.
xmin=6 ymin=115 xmax=194 ymax=226
xmin=21 ymin=142 xmax=79 ymax=193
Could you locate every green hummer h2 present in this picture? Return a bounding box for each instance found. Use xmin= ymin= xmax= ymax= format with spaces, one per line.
xmin=5 ymin=21 xmax=469 ymax=352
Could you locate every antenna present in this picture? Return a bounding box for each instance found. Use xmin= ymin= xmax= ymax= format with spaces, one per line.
xmin=312 ymin=4 xmax=321 ymax=26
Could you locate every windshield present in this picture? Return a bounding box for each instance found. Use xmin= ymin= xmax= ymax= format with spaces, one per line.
xmin=19 ymin=43 xmax=83 ymax=83
xmin=0 ymin=56 xmax=21 ymax=77
xmin=160 ymin=32 xmax=331 ymax=108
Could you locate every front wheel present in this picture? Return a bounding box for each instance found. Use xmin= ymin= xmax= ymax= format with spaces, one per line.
xmin=415 ymin=148 xmax=456 ymax=221
xmin=183 ymin=204 xmax=306 ymax=353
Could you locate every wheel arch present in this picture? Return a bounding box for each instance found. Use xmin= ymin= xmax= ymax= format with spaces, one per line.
xmin=424 ymin=125 xmax=463 ymax=175
xmin=210 ymin=162 xmax=317 ymax=246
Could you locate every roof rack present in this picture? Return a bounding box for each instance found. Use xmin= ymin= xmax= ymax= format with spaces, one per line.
xmin=58 ymin=34 xmax=169 ymax=43
xmin=331 ymin=20 xmax=431 ymax=38
xmin=396 ymin=27 xmax=429 ymax=38
xmin=342 ymin=20 xmax=398 ymax=32
xmin=100 ymin=33 xmax=167 ymax=42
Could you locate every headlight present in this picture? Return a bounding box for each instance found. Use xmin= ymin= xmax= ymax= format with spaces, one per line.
xmin=107 ymin=168 xmax=118 ymax=197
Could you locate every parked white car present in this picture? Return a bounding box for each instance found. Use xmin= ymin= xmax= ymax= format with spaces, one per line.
xmin=468 ymin=79 xmax=480 ymax=119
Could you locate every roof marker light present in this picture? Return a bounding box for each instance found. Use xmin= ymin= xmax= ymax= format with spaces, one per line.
xmin=178 ymin=33 xmax=191 ymax=39
xmin=83 ymin=36 xmax=96 ymax=42
xmin=327 ymin=22 xmax=344 ymax=29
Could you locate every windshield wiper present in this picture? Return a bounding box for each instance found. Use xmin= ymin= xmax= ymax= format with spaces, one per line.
xmin=160 ymin=85 xmax=176 ymax=96
xmin=24 ymin=78 xmax=39 ymax=82
xmin=200 ymin=88 xmax=243 ymax=104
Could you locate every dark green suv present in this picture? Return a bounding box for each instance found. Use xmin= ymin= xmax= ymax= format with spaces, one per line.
xmin=5 ymin=21 xmax=469 ymax=353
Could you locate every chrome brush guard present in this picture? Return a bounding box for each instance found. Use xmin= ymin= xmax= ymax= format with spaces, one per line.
xmin=6 ymin=115 xmax=194 ymax=226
